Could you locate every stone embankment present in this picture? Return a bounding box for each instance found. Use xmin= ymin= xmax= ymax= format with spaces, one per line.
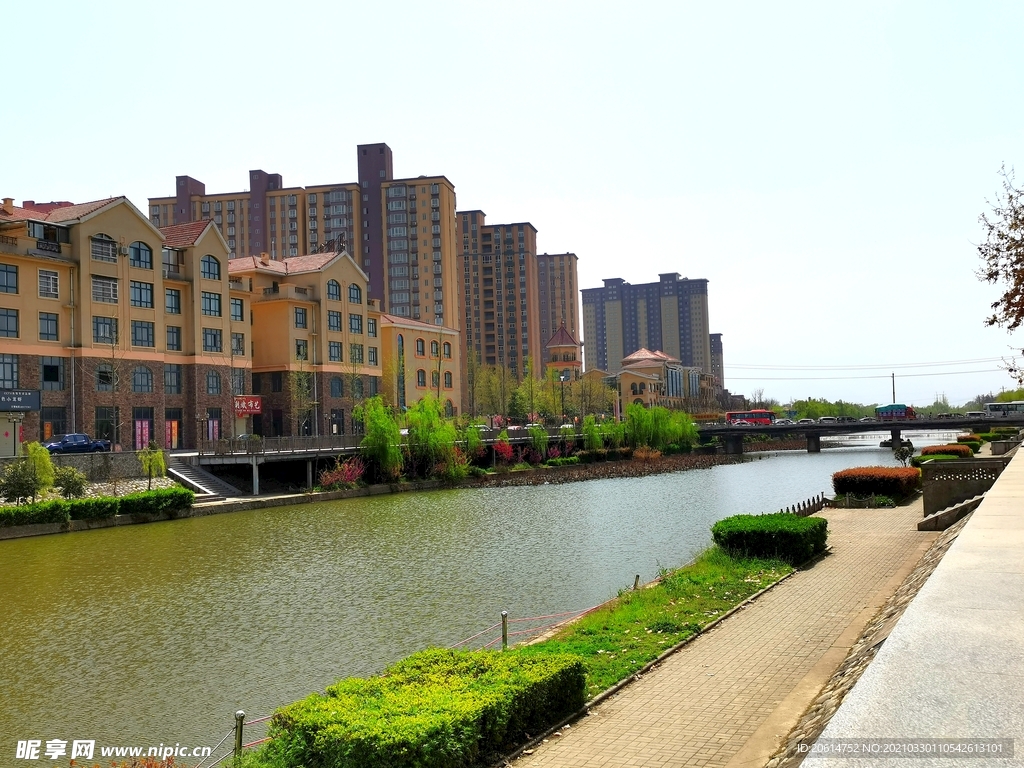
xmin=766 ymin=513 xmax=972 ymax=768
xmin=473 ymin=452 xmax=743 ymax=487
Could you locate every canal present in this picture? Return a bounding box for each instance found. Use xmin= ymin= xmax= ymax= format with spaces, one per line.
xmin=0 ymin=438 xmax=949 ymax=756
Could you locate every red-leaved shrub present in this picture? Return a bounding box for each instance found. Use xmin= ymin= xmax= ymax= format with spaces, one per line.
xmin=832 ymin=466 xmax=921 ymax=498
xmin=922 ymin=444 xmax=973 ymax=458
xmin=493 ymin=440 xmax=514 ymax=464
xmin=319 ymin=457 xmax=366 ymax=490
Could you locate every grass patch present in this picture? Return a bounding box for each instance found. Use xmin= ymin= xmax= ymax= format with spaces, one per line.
xmin=518 ymin=547 xmax=791 ymax=696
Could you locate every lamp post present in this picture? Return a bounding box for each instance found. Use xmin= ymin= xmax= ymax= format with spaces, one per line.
xmin=559 ymin=372 xmax=570 ymax=424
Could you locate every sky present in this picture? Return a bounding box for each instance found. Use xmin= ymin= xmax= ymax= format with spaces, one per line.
xmin=4 ymin=0 xmax=1024 ymax=408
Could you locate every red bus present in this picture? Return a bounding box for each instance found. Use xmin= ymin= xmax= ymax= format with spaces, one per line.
xmin=725 ymin=409 xmax=777 ymax=426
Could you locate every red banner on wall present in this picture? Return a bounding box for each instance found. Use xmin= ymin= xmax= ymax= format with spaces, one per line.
xmin=234 ymin=395 xmax=262 ymax=416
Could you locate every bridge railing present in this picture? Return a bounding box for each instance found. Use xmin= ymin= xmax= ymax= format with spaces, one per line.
xmin=198 ymin=434 xmax=364 ymax=456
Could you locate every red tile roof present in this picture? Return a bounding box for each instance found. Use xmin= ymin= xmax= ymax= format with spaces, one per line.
xmin=160 ymin=220 xmax=214 ymax=248
xmin=0 ymin=204 xmax=45 ymax=223
xmin=545 ymin=325 xmax=579 ymax=348
xmin=228 ymin=251 xmax=341 ymax=275
xmin=378 ymin=313 xmax=457 ymax=332
xmin=44 ymin=197 xmax=122 ymax=222
xmin=622 ymin=347 xmax=681 ymax=365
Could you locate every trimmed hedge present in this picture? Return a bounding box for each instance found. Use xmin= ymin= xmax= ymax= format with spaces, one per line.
xmin=832 ymin=466 xmax=921 ymax=498
xmin=265 ymin=648 xmax=586 ymax=768
xmin=921 ymin=444 xmax=973 ymax=458
xmin=544 ymin=456 xmax=580 ymax=467
xmin=711 ymin=513 xmax=828 ymax=565
xmin=957 ymin=434 xmax=982 ymax=443
xmin=911 ymin=454 xmax=963 ymax=468
xmin=0 ymin=500 xmax=71 ymax=527
xmin=0 ymin=487 xmax=194 ymax=527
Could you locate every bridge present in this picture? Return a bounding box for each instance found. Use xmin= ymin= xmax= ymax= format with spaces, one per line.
xmin=698 ymin=416 xmax=1024 ymax=454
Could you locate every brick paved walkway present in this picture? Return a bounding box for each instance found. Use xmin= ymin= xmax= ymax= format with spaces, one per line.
xmin=514 ymin=502 xmax=937 ymax=768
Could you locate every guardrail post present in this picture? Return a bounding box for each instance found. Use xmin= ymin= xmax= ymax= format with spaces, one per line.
xmin=633 ymin=574 xmax=640 ymax=590
xmin=234 ymin=710 xmax=245 ymax=759
xmin=501 ymin=611 xmax=508 ymax=651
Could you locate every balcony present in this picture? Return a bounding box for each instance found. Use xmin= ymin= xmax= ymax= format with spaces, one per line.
xmin=229 ymin=278 xmax=246 ymax=291
xmin=261 ymin=284 xmax=309 ymax=300
xmin=0 ymin=234 xmax=18 ymax=249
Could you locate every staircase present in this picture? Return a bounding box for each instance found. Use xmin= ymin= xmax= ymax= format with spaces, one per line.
xmin=168 ymin=457 xmax=244 ymax=501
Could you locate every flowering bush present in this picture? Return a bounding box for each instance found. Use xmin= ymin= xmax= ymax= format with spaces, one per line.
xmin=493 ymin=440 xmax=514 ymax=464
xmin=319 ymin=457 xmax=366 ymax=490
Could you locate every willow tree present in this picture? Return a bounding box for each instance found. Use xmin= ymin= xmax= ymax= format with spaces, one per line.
xmin=356 ymin=396 xmax=403 ymax=481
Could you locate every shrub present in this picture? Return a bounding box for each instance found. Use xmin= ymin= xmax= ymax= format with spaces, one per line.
xmin=711 ymin=513 xmax=828 ymax=565
xmin=53 ymin=466 xmax=87 ymax=499
xmin=633 ymin=446 xmax=662 ymax=463
xmin=0 ymin=499 xmax=70 ymax=527
xmin=264 ymin=648 xmax=586 ymax=768
xmin=921 ymin=444 xmax=973 ymax=458
xmin=582 ymin=414 xmax=602 ymax=451
xmin=545 ymin=456 xmax=580 ymax=467
xmin=0 ymin=459 xmax=45 ymax=503
xmin=138 ymin=442 xmax=167 ymax=490
xmin=959 ymin=441 xmax=982 ymax=453
xmin=320 ymin=457 xmax=366 ymax=490
xmin=546 ymin=446 xmax=561 ymax=460
xmin=529 ymin=424 xmax=549 ymax=457
xmin=493 ymin=440 xmax=514 ymax=464
xmin=957 ymin=433 xmax=982 ymax=443
xmin=116 ymin=487 xmax=195 ymax=517
xmin=24 ymin=442 xmax=55 ymax=492
xmin=832 ymin=466 xmax=921 ymax=498
xmin=69 ymin=496 xmax=119 ymax=520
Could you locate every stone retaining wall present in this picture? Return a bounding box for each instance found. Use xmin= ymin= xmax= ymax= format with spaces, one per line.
xmin=0 ymin=451 xmax=153 ymax=481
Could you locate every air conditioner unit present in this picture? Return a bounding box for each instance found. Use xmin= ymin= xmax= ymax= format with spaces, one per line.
xmin=119 ymin=245 xmax=129 ymax=256
xmin=162 ymin=268 xmax=170 ymax=279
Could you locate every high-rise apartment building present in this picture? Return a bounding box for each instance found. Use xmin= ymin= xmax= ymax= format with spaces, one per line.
xmin=535 ymin=252 xmax=579 ymax=347
xmin=581 ymin=273 xmax=712 ymax=375
xmin=457 ymin=210 xmax=541 ymax=377
xmin=148 ymin=143 xmax=461 ymax=329
xmin=710 ymin=333 xmax=724 ymax=393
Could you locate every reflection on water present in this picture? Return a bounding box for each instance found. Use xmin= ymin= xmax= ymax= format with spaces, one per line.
xmin=0 ymin=442 xmax=950 ymax=751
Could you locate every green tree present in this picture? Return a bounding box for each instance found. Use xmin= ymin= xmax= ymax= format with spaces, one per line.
xmin=0 ymin=459 xmax=44 ymax=503
xmin=53 ymin=466 xmax=87 ymax=499
xmin=528 ymin=424 xmax=549 ymax=458
xmin=25 ymin=442 xmax=55 ymax=491
xmin=138 ymin=441 xmax=167 ymax=490
xmin=356 ymin=396 xmax=403 ymax=481
xmin=582 ymin=414 xmax=602 ymax=451
xmin=405 ymin=394 xmax=459 ymax=479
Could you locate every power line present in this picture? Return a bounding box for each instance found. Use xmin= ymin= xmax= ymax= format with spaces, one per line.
xmin=727 ymin=368 xmax=1004 ymax=381
xmin=727 ymin=356 xmax=1009 ymax=371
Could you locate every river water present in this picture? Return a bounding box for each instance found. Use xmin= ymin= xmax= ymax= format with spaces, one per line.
xmin=0 ymin=436 xmax=953 ymax=757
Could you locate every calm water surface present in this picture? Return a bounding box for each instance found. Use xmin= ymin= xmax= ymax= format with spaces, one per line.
xmin=0 ymin=439 xmax=948 ymax=754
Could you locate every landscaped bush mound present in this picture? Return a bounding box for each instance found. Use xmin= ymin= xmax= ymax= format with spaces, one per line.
xmin=263 ymin=648 xmax=586 ymax=768
xmin=0 ymin=487 xmax=194 ymax=527
xmin=711 ymin=513 xmax=827 ymax=565
xmin=832 ymin=466 xmax=921 ymax=498
xmin=921 ymin=444 xmax=973 ymax=458
xmin=911 ymin=454 xmax=963 ymax=468
xmin=957 ymin=433 xmax=982 ymax=443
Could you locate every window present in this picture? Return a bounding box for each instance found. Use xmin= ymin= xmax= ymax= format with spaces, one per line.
xmin=271 ymin=371 xmax=283 ymax=392
xmin=327 ymin=280 xmax=341 ymax=301
xmin=230 ymin=297 xmax=243 ymax=321
xmin=164 ymin=364 xmax=182 ymax=394
xmin=350 ymin=344 xmax=364 ymax=364
xmin=349 ymin=314 xmax=363 ymax=334
xmin=231 ymin=332 xmax=245 ymax=356
xmin=39 ymin=312 xmax=58 ymax=341
xmin=162 ymin=288 xmax=181 ymax=314
xmin=0 ymin=307 xmax=18 ymax=338
xmin=92 ymin=316 xmax=117 ymax=344
xmin=368 ymin=318 xmax=377 ymax=338
xmin=416 ymin=369 xmax=426 ymax=387
xmin=91 ymin=234 xmax=117 ymax=263
xmin=203 ymin=327 xmax=222 ymax=352
xmin=368 ymin=346 xmax=378 ymax=366
xmin=95 ymin=406 xmax=118 ymax=444
xmin=92 ymin=276 xmax=118 ymax=303
xmin=296 ymin=339 xmax=308 ymax=360
xmin=40 ymin=406 xmax=67 ymax=440
xmin=201 ymin=291 xmax=222 ymax=316
xmin=167 ymin=325 xmax=181 ymax=351
xmin=443 ymin=342 xmax=451 ymax=358
xmin=330 ymin=376 xmax=343 ymax=397
xmin=352 ymin=378 xmax=364 ymax=398
xmin=0 ymin=263 xmax=17 ymax=293
xmin=295 ymin=307 xmax=307 ymax=328
xmin=231 ymin=368 xmax=245 ymax=395
xmin=129 ymin=241 xmax=152 ymax=269
xmin=348 ymin=284 xmax=362 ymax=304
xmin=0 ymin=354 xmax=17 ymax=388
xmin=430 ymin=340 xmax=439 ymax=357
xmin=415 ymin=338 xmax=425 ymax=356
xmin=251 ymin=373 xmax=262 ymax=394
xmin=201 ymin=255 xmax=220 ymax=280
xmin=132 ymin=365 xmax=153 ymax=393
xmin=323 ymin=339 xmax=341 ymax=362
xmin=131 ymin=320 xmax=155 ymax=347
xmin=206 ymin=370 xmax=221 ymax=395
xmin=41 ymin=356 xmax=64 ymax=390
xmin=130 ymin=281 xmax=154 ymax=308
xmin=328 ymin=310 xmax=342 ymax=331
xmin=38 ymin=269 xmax=58 ymax=298
xmin=444 ymin=371 xmax=452 ymax=388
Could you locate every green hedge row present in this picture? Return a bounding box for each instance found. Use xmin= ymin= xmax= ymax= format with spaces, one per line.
xmin=574 ymin=448 xmax=634 ymax=463
xmin=921 ymin=444 xmax=973 ymax=458
xmin=545 ymin=456 xmax=580 ymax=467
xmin=265 ymin=648 xmax=586 ymax=768
xmin=832 ymin=467 xmax=921 ymax=498
xmin=0 ymin=487 xmax=194 ymax=527
xmin=711 ymin=513 xmax=828 ymax=565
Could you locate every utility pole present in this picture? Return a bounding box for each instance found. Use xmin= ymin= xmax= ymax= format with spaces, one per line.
xmin=892 ymin=372 xmax=896 ymax=404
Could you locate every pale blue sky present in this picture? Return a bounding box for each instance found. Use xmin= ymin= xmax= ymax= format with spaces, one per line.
xmin=4 ymin=0 xmax=1023 ymax=406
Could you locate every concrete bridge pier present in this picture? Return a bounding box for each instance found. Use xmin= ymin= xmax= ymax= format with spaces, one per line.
xmin=891 ymin=428 xmax=902 ymax=447
xmin=723 ymin=434 xmax=745 ymax=455
xmin=806 ymin=432 xmax=821 ymax=453
xmin=251 ymin=456 xmax=260 ymax=496
xmin=307 ymin=459 xmax=314 ymax=489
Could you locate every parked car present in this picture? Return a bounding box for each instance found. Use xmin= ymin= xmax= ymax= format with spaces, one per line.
xmin=837 ymin=416 xmax=857 ymax=423
xmin=817 ymin=416 xmax=838 ymax=424
xmin=774 ymin=418 xmax=795 ymax=426
xmin=43 ymin=433 xmax=111 ymax=453
xmin=859 ymin=416 xmax=877 ymax=422
xmin=796 ymin=418 xmax=815 ymax=424
xmin=732 ymin=420 xmax=753 ymax=426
